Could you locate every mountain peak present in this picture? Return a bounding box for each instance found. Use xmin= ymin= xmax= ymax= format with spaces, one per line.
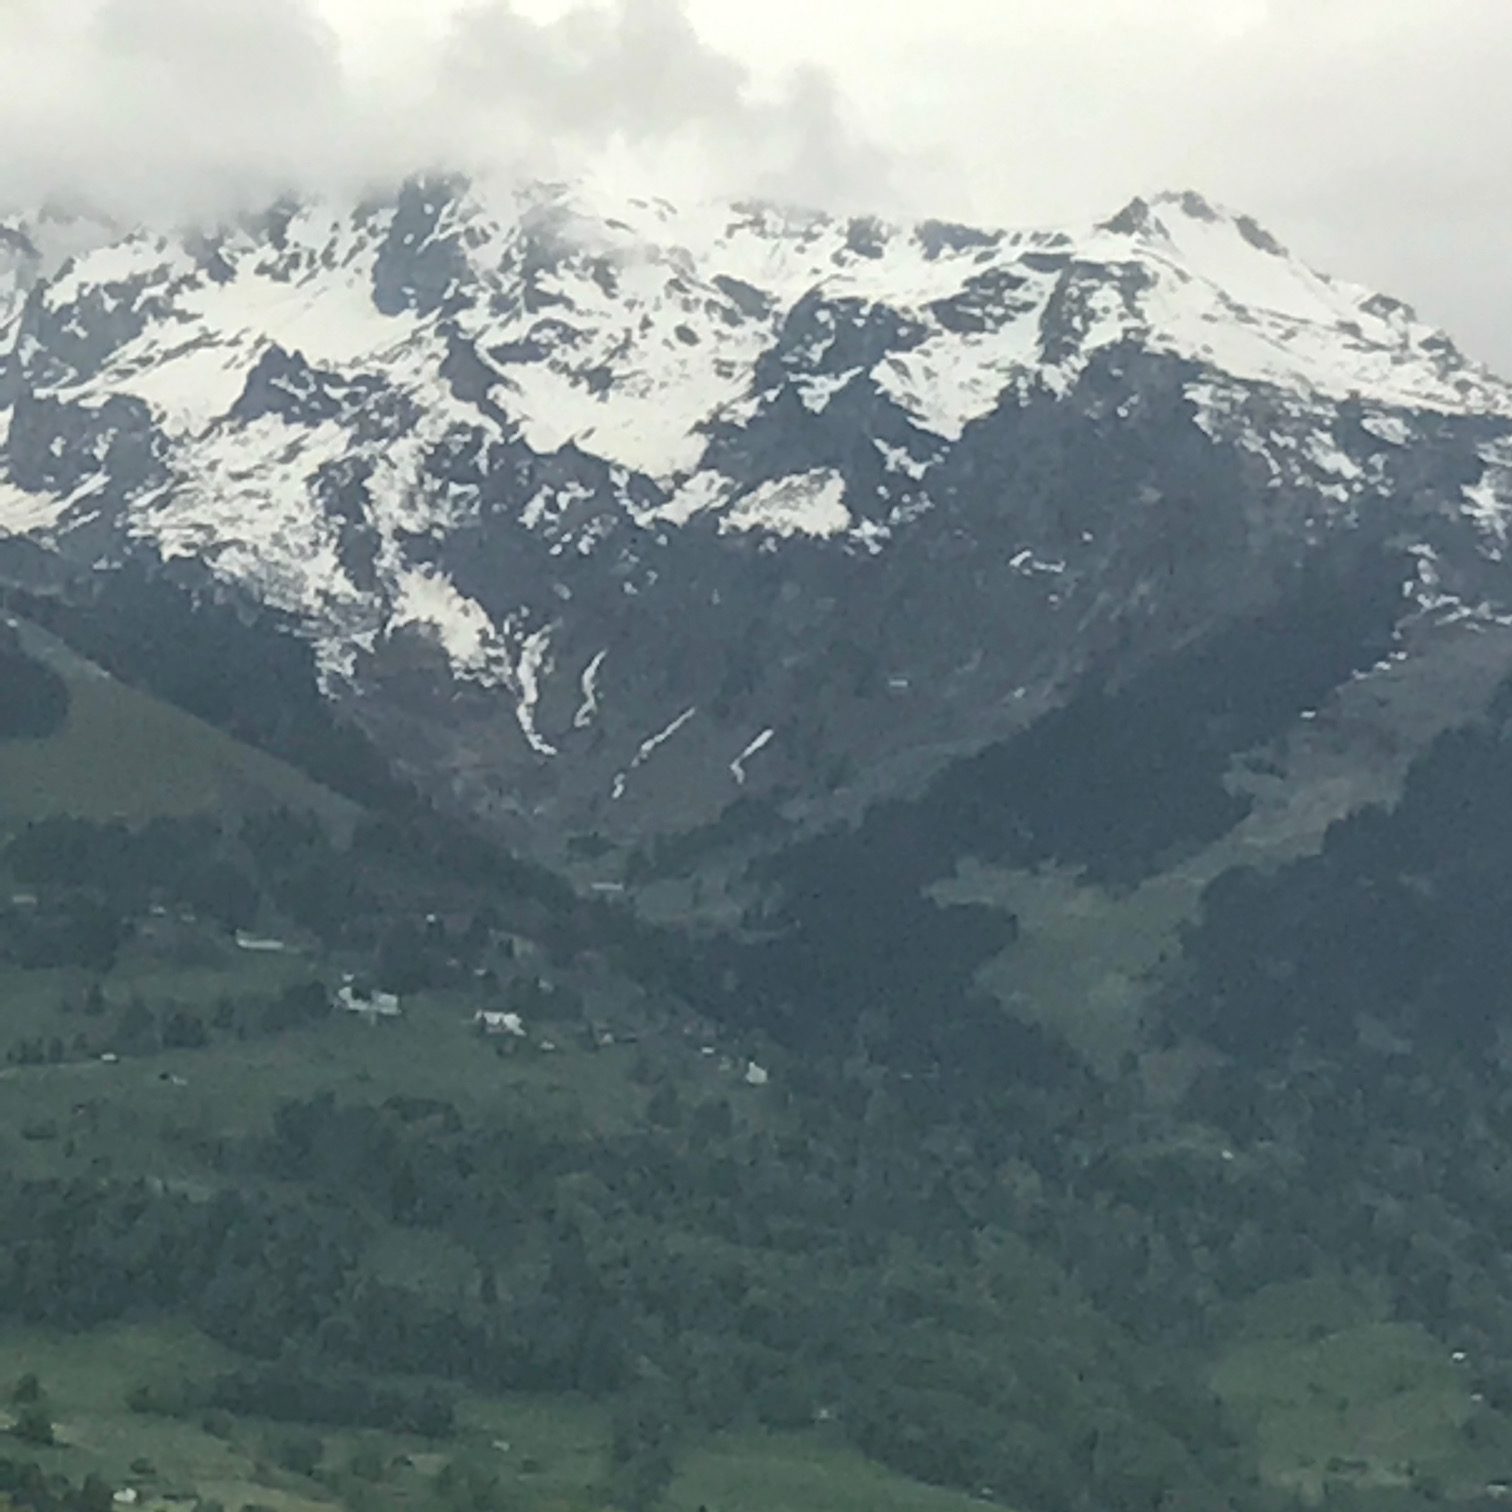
xmin=3 ymin=173 xmax=1512 ymax=855
xmin=1102 ymin=189 xmax=1288 ymax=258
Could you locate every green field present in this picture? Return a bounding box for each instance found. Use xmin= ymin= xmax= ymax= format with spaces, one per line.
xmin=0 ymin=1324 xmax=997 ymax=1512
xmin=1210 ymin=1277 xmax=1512 ymax=1500
xmin=0 ymin=935 xmax=1009 ymax=1512
xmin=6 ymin=610 xmax=1510 ymax=1512
xmin=0 ymin=618 xmax=354 ymax=826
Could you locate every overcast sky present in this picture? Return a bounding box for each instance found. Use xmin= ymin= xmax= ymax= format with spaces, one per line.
xmin=1 ymin=0 xmax=1507 ymax=367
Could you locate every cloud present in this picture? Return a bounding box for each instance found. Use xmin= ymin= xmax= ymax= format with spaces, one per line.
xmin=0 ymin=0 xmax=1505 ymax=369
xmin=741 ymin=0 xmax=1512 ymax=364
xmin=0 ymin=0 xmax=888 ymax=222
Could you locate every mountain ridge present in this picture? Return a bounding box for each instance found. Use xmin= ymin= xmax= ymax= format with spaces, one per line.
xmin=3 ymin=174 xmax=1512 ymax=863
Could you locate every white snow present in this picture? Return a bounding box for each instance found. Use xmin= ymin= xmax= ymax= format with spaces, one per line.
xmin=1103 ymin=195 xmax=1342 ymax=327
xmin=873 ymin=439 xmax=930 ymax=480
xmin=1462 ymin=442 xmax=1512 ymax=544
xmin=613 ymin=705 xmax=697 ymax=798
xmin=140 ymin=415 xmax=359 ymax=619
xmin=11 ymin=175 xmax=1512 ymax=700
xmin=390 ymin=565 xmax=500 ymax=676
xmin=722 ymin=470 xmax=851 ymax=539
xmin=875 ymin=285 xmax=1052 ymax=440
xmin=1303 ymin=432 xmax=1364 ymax=482
xmin=1464 ymin=478 xmax=1512 ymax=543
xmin=513 ymin=626 xmax=558 ymax=757
xmin=796 ymin=368 xmax=860 ymax=413
xmin=730 ymin=728 xmax=774 ymax=785
xmin=44 ymin=237 xmax=183 ymax=306
xmin=183 ymin=265 xmax=406 ymax=368
xmin=0 ymin=480 xmax=70 ymax=534
xmin=1362 ymin=415 xmax=1413 ymax=446
xmin=635 ymin=706 xmax=697 ymax=765
xmin=111 ymin=336 xmax=252 ymax=430
xmin=1009 ymin=549 xmax=1065 ymax=577
xmin=649 ymin=469 xmax=731 ymax=526
xmin=574 ymin=648 xmax=608 ymax=729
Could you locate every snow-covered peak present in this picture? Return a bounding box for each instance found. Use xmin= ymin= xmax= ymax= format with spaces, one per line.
xmin=4 ymin=175 xmax=1512 ymax=844
xmin=1078 ymin=187 xmax=1494 ymax=415
xmin=6 ymin=176 xmax=1504 ymax=430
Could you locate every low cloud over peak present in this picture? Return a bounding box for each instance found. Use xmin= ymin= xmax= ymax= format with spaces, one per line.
xmin=0 ymin=0 xmax=888 ymax=224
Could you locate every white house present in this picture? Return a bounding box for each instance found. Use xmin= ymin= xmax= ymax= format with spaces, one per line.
xmin=745 ymin=1062 xmax=770 ymax=1087
xmin=235 ymin=931 xmax=289 ymax=954
xmin=337 ymin=985 xmax=402 ymax=1021
xmin=476 ymin=1009 xmax=526 ymax=1038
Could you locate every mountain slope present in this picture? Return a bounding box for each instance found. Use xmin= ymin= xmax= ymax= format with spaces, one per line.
xmin=3 ymin=177 xmax=1512 ymax=863
xmin=0 ymin=608 xmax=358 ymax=826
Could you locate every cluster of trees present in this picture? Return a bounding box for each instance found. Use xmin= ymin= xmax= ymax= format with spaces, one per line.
xmin=220 ymin=1082 xmax=1269 ymax=1509
xmin=0 ymin=1051 xmax=1278 ymax=1512
xmin=4 ymin=917 xmax=1506 ymax=1512
xmin=0 ymin=893 xmax=125 ymax=973
xmin=0 ymin=811 xmax=475 ymax=999
xmin=6 ymin=979 xmax=332 ymax=1069
xmin=734 ymin=549 xmax=1408 ymax=1060
xmin=0 ymin=1460 xmax=114 ymax=1512
xmin=129 ymin=1360 xmax=455 ymax=1440
xmin=0 ymin=800 xmax=630 ymax=993
xmin=1172 ymin=669 xmax=1512 ymax=1065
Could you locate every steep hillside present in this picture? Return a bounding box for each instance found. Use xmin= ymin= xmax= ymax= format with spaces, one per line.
xmin=0 ymin=610 xmax=358 ymax=826
xmin=3 ymin=179 xmax=1512 ymax=862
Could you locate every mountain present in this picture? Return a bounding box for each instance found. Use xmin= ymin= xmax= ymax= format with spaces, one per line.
xmin=15 ymin=177 xmax=1512 ymax=1512
xmin=4 ymin=177 xmax=1512 ymax=878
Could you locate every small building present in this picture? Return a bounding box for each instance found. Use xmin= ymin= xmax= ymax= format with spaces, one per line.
xmin=235 ymin=931 xmax=289 ymax=954
xmin=337 ymin=985 xmax=402 ymax=1022
xmin=475 ymin=1009 xmax=526 ymax=1039
xmin=745 ymin=1062 xmax=770 ymax=1088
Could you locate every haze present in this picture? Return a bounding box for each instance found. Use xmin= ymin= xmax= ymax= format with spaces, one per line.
xmin=2 ymin=0 xmax=1507 ymax=367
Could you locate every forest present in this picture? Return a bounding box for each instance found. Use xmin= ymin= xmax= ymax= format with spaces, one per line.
xmin=6 ymin=566 xmax=1512 ymax=1512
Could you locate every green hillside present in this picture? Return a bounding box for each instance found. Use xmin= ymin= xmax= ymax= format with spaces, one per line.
xmin=8 ymin=590 xmax=1512 ymax=1512
xmin=0 ymin=929 xmax=1022 ymax=1512
xmin=0 ymin=1321 xmax=1002 ymax=1512
xmin=0 ymin=615 xmax=356 ymax=826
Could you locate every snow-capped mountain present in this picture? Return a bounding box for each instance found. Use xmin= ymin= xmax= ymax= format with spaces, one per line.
xmin=4 ymin=175 xmax=1512 ymax=858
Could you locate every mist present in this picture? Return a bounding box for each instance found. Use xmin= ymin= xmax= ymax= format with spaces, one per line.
xmin=0 ymin=0 xmax=888 ymax=225
xmin=1 ymin=0 xmax=1507 ymax=370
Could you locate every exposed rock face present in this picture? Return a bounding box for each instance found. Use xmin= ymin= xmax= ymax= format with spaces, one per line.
xmin=3 ymin=177 xmax=1512 ymax=863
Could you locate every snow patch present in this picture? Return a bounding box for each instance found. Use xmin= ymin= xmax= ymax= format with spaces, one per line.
xmin=722 ymin=470 xmax=851 ymax=539
xmin=796 ymin=368 xmax=860 ymax=413
xmin=1362 ymin=415 xmax=1413 ymax=446
xmin=873 ymin=438 xmax=930 ymax=481
xmin=514 ymin=626 xmax=558 ymax=757
xmin=649 ymin=469 xmax=730 ymax=526
xmin=0 ymin=480 xmax=70 ymax=535
xmin=391 ymin=565 xmax=500 ymax=678
xmin=612 ymin=706 xmax=697 ymax=799
xmin=574 ymin=648 xmax=607 ymax=729
xmin=1462 ymin=445 xmax=1512 ymax=545
xmin=730 ymin=728 xmax=774 ymax=785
